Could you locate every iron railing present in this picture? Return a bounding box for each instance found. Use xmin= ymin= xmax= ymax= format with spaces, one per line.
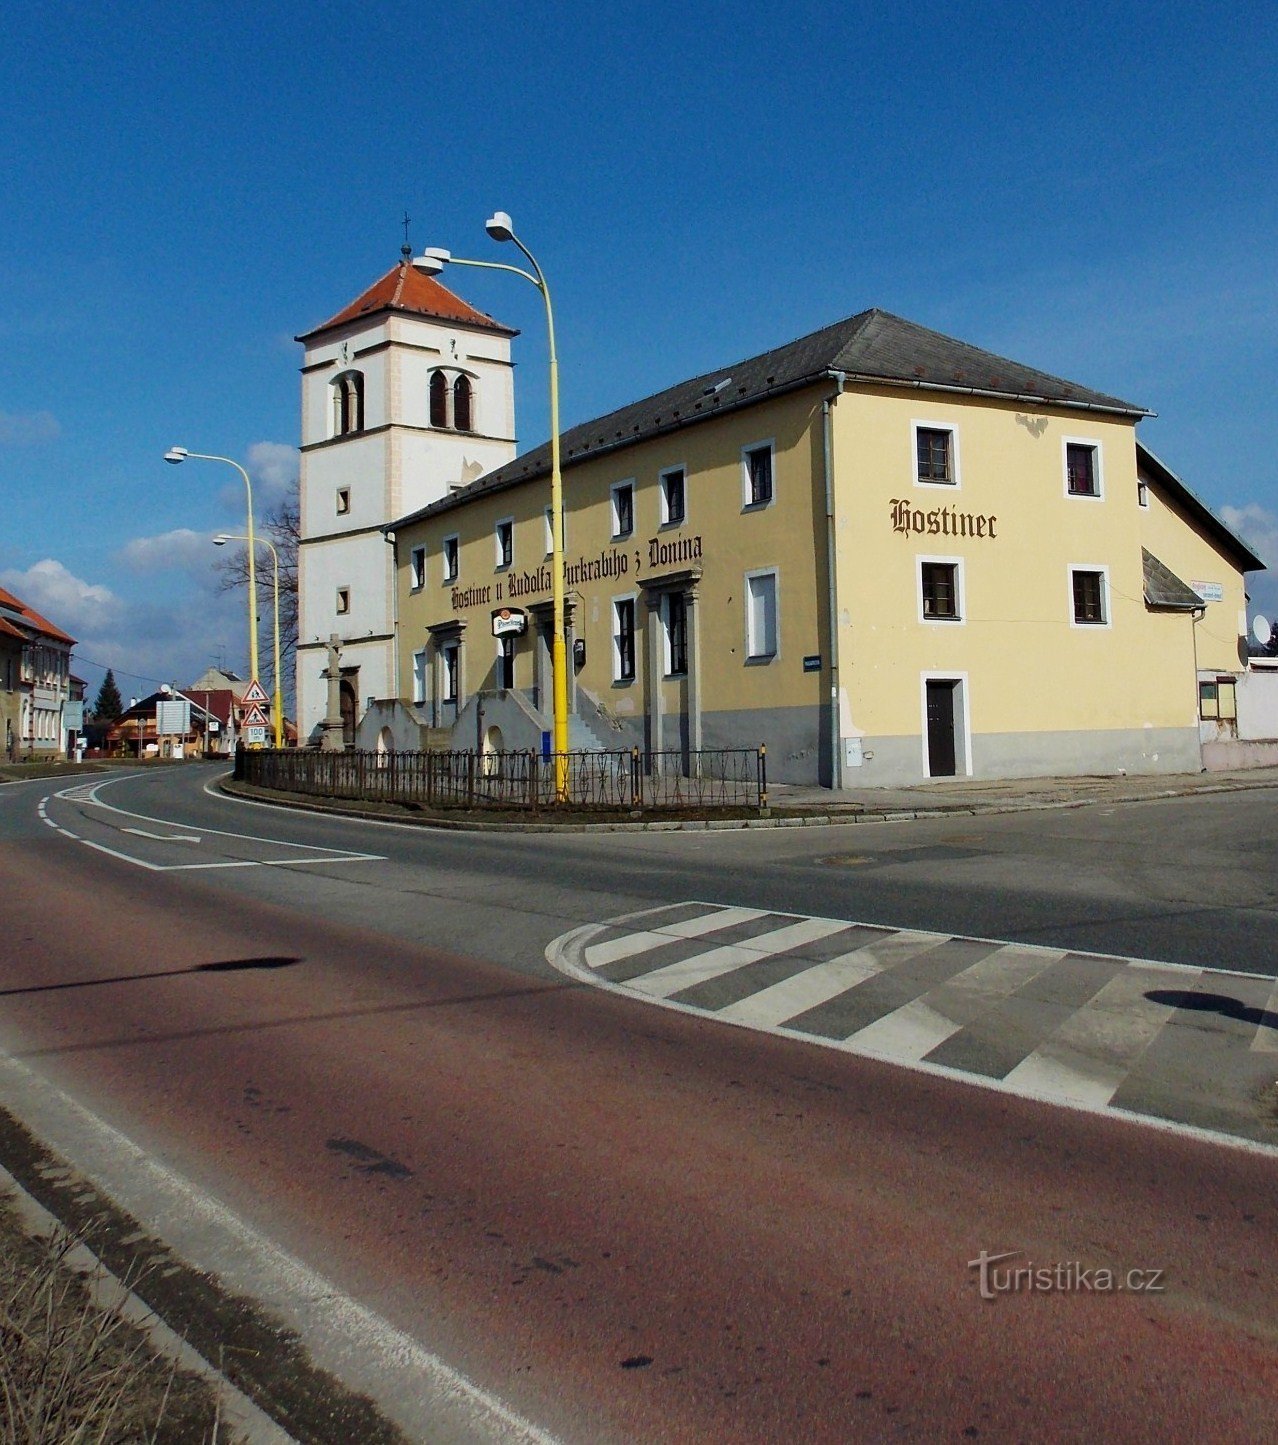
xmin=235 ymin=746 xmax=767 ymax=812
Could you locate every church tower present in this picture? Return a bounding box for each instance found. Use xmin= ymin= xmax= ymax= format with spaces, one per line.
xmin=295 ymin=252 xmax=518 ymax=743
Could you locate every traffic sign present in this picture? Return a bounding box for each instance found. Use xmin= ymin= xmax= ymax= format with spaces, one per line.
xmin=245 ymin=725 xmax=267 ymax=746
xmin=241 ymin=679 xmax=270 ymax=706
xmin=241 ymin=703 xmax=270 ymax=729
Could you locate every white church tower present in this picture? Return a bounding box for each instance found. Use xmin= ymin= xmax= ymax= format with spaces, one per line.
xmin=295 ymin=249 xmax=518 ymax=743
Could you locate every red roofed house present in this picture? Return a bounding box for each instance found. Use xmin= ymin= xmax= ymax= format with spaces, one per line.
xmin=294 ymin=250 xmax=519 ymax=745
xmin=0 ymin=585 xmax=76 ymax=759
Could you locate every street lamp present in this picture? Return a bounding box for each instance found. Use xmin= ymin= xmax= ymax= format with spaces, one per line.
xmin=214 ymin=534 xmax=283 ymax=748
xmin=165 ymin=448 xmax=260 ymax=688
xmin=414 ymin=213 xmax=570 ymax=800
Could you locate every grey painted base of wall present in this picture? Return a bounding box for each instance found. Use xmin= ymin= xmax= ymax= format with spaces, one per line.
xmin=701 ymin=706 xmax=825 ymax=786
xmin=847 ymin=725 xmax=1202 ymax=789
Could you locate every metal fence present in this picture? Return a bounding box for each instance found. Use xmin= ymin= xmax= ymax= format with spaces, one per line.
xmin=235 ymin=746 xmax=767 ymax=812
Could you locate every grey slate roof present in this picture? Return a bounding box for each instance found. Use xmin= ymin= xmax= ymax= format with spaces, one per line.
xmin=390 ymin=308 xmax=1150 ymax=531
xmin=1142 ymin=549 xmax=1204 ymax=610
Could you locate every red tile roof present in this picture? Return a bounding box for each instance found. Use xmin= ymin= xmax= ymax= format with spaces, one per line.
xmin=298 ymin=259 xmax=517 ymax=342
xmin=0 ymin=585 xmax=76 ymax=645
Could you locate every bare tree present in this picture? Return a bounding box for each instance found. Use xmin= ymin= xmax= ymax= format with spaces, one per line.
xmin=215 ymin=483 xmax=300 ymax=692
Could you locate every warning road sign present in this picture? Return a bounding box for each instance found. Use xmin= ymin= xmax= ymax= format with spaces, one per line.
xmin=241 ymin=679 xmax=270 ymax=706
xmin=241 ymin=703 xmax=270 ymax=729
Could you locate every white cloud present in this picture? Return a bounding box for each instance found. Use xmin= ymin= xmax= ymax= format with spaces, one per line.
xmin=0 ymin=559 xmax=122 ymax=634
xmin=1220 ymin=503 xmax=1278 ymax=570
xmin=118 ymin=528 xmax=218 ymax=573
xmin=0 ymin=410 xmax=60 ymax=444
xmin=216 ymin=441 xmax=298 ymax=513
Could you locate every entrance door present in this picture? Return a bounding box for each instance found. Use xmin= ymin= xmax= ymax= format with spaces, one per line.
xmin=925 ymin=680 xmax=957 ymax=777
xmin=339 ymin=680 xmax=357 ymax=750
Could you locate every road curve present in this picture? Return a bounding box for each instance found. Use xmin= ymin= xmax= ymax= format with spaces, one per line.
xmin=1 ymin=796 xmax=1276 ymax=1441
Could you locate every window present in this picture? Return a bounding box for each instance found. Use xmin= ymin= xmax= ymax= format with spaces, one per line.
xmin=1065 ymin=441 xmax=1102 ymax=498
xmin=746 ymin=570 xmax=778 ymax=658
xmin=336 ymin=487 xmax=351 ymax=516
xmin=1071 ymin=568 xmax=1108 ymax=625
xmin=336 ymin=587 xmax=350 ymax=615
xmin=442 ymin=643 xmax=459 ymax=703
xmin=453 ymin=375 xmax=473 ymax=432
xmin=665 ymin=592 xmax=688 ymax=675
xmin=412 ymin=648 xmax=427 ymax=704
xmin=1199 ymin=677 xmax=1237 ymax=721
xmin=743 ymin=443 xmax=774 ymax=508
xmin=495 ymin=519 xmax=513 ymax=570
xmin=611 ymin=481 xmax=634 ymax=539
xmin=429 ymin=370 xmax=448 ymax=428
xmin=333 ymin=371 xmax=364 ymax=436
xmin=920 ymin=561 xmax=962 ymax=621
xmin=1137 ymin=479 xmax=1150 ymax=509
xmin=410 ymin=546 xmax=426 ymax=590
xmin=660 ymin=467 xmax=686 ymax=526
xmin=443 ymin=534 xmax=459 ymax=584
xmin=497 ymin=635 xmax=515 ymax=689
xmin=613 ymin=597 xmax=636 ymax=682
xmin=915 ymin=425 xmax=956 ymax=486
xmin=544 ymin=505 xmax=556 ymax=556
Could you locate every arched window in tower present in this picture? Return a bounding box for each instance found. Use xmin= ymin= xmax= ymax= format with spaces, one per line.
xmin=429 ymin=369 xmax=448 ymax=428
xmin=452 ymin=374 xmax=473 ymax=432
xmin=332 ymin=371 xmax=364 ymax=436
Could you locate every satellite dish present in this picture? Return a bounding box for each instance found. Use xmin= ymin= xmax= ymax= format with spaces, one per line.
xmin=1253 ymin=615 xmax=1272 ymax=646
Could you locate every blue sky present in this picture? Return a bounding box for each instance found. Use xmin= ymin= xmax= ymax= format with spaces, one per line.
xmin=2 ymin=0 xmax=1276 ymax=701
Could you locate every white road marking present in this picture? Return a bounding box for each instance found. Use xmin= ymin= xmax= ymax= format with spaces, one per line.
xmin=716 ymin=931 xmax=941 ymax=1027
xmin=0 ymin=1041 xmax=560 ymax=1445
xmin=626 ymin=917 xmax=852 ymax=999
xmin=1251 ymin=975 xmax=1278 ymax=1052
xmin=123 ymin=827 xmax=201 ymax=843
xmin=583 ymin=905 xmax=768 ymax=969
xmin=845 ymin=944 xmax=1066 ymax=1061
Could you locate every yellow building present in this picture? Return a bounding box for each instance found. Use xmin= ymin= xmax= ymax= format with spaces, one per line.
xmin=383 ymin=309 xmax=1261 ymax=787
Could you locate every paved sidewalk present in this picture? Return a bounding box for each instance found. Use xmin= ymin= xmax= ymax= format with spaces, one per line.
xmin=768 ymin=763 xmax=1278 ymax=820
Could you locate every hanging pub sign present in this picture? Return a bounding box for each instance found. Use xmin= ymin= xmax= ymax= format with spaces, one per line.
xmin=492 ymin=607 xmax=528 ymax=637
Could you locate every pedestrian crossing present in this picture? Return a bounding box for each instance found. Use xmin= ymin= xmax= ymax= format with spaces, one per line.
xmin=547 ymin=902 xmax=1278 ymax=1144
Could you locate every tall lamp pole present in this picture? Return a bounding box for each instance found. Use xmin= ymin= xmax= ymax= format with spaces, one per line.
xmin=165 ymin=448 xmax=260 ymax=686
xmin=214 ymin=534 xmax=283 ymax=747
xmin=414 ymin=214 xmax=569 ymax=800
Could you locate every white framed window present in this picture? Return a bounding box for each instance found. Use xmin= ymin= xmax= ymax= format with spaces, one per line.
xmin=496 ymin=634 xmax=516 ymax=689
xmin=917 ymin=555 xmax=965 ymax=624
xmin=664 ymin=592 xmax=688 ymax=675
xmin=742 ymin=441 xmax=775 ymax=509
xmin=412 ymin=647 xmax=428 ymax=704
xmin=745 ymin=569 xmax=778 ymax=659
xmin=1063 ymin=438 xmax=1104 ymax=500
xmin=913 ymin=422 xmax=959 ymax=488
xmin=442 ymin=534 xmax=459 ymax=584
xmin=660 ymin=465 xmax=687 ymax=526
xmin=336 ymin=486 xmax=351 ymax=516
xmin=495 ymin=518 xmax=514 ymax=570
xmin=1137 ymin=479 xmax=1150 ymax=509
xmin=1069 ymin=565 xmax=1110 ymax=628
xmin=611 ymin=480 xmax=635 ymax=539
xmin=410 ymin=546 xmax=426 ymax=590
xmin=544 ymin=506 xmax=555 ymax=556
xmin=336 ymin=586 xmax=350 ymax=616
xmin=612 ymin=595 xmax=637 ymax=682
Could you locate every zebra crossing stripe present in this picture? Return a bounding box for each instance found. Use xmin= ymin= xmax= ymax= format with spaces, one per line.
xmin=626 ymin=917 xmax=852 ymax=1000
xmin=1003 ymin=963 xmax=1202 ymax=1106
xmin=716 ymin=931 xmax=942 ymax=1028
xmin=1250 ymin=975 xmax=1278 ymax=1052
xmin=842 ymin=944 xmax=1067 ymax=1062
xmin=583 ymin=906 xmax=769 ymax=969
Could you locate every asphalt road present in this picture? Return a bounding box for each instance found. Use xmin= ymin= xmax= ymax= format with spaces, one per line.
xmin=1 ymin=764 xmax=1276 ymax=1442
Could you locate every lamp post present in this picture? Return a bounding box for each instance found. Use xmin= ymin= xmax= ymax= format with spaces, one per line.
xmin=214 ymin=534 xmax=283 ymax=748
xmin=165 ymin=448 xmax=260 ymax=687
xmin=414 ymin=214 xmax=569 ymax=800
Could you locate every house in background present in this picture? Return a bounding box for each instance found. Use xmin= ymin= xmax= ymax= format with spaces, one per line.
xmin=0 ymin=585 xmax=76 ymax=759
